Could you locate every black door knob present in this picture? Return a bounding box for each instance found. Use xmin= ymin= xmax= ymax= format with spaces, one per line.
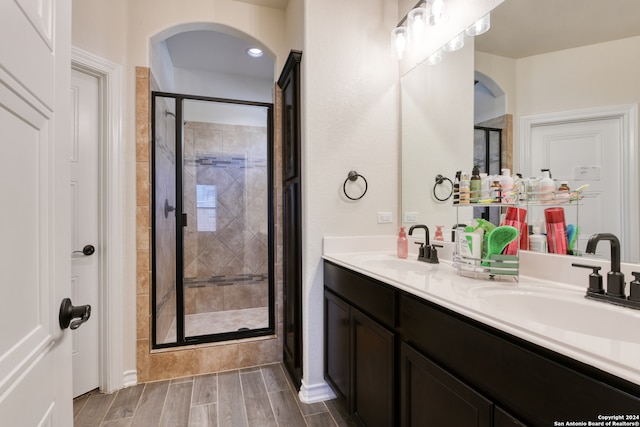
xmin=73 ymin=244 xmax=95 ymax=256
xmin=59 ymin=298 xmax=91 ymax=330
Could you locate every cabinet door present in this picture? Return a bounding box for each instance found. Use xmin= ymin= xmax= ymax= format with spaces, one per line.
xmin=324 ymin=290 xmax=350 ymax=400
xmin=279 ymin=50 xmax=303 ymax=389
xmin=400 ymin=343 xmax=492 ymax=427
xmin=352 ymin=308 xmax=395 ymax=427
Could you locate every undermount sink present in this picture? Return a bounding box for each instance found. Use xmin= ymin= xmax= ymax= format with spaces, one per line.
xmin=349 ymin=253 xmax=436 ymax=273
xmin=477 ymin=287 xmax=640 ymax=343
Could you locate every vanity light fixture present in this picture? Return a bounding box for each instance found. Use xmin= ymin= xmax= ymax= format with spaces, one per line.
xmin=246 ymin=47 xmax=263 ymax=58
xmin=466 ymin=13 xmax=490 ymax=36
xmin=392 ymin=0 xmax=489 ymax=62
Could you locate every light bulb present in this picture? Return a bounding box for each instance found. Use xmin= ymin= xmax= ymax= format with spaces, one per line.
xmin=466 ymin=13 xmax=490 ymax=36
xmin=246 ymin=48 xmax=263 ymax=58
xmin=429 ymin=0 xmax=447 ymax=26
xmin=408 ymin=6 xmax=427 ymax=39
xmin=426 ymin=49 xmax=442 ymax=65
xmin=442 ymin=32 xmax=464 ymax=52
xmin=391 ymin=27 xmax=408 ymax=60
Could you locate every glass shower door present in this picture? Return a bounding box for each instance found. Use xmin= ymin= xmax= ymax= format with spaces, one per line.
xmin=182 ymin=99 xmax=272 ymax=339
xmin=152 ymin=92 xmax=274 ymax=348
xmin=152 ymin=96 xmax=178 ymax=345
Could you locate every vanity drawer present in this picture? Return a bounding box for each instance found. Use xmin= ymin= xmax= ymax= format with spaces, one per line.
xmin=324 ymin=261 xmax=395 ymax=329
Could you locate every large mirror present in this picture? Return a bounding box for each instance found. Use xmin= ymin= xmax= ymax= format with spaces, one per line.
xmin=402 ymin=0 xmax=640 ymax=262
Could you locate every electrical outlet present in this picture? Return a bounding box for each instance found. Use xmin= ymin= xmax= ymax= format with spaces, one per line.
xmin=404 ymin=212 xmax=418 ymax=223
xmin=377 ymin=212 xmax=393 ymax=224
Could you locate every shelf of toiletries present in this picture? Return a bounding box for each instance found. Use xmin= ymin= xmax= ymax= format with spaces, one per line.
xmin=453 ymin=209 xmax=521 ymax=281
xmin=451 ymin=167 xmax=586 ymax=280
xmin=452 ymin=167 xmax=585 ymax=207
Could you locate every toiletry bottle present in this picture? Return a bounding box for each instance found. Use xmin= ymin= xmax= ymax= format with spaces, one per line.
xmin=479 ymin=173 xmax=490 ymax=200
xmin=544 ymin=207 xmax=568 ymax=254
xmin=470 ymin=165 xmax=481 ymax=202
xmin=557 ymin=181 xmax=570 ymax=202
xmin=397 ymin=226 xmax=408 ymax=259
xmin=539 ymin=169 xmax=554 ymax=204
xmin=529 ymin=226 xmax=547 ymax=253
xmin=500 ymin=168 xmax=514 ymax=203
xmin=434 ymin=225 xmax=444 ymax=241
xmin=459 ymin=173 xmax=470 ymax=204
xmin=490 ymin=180 xmax=501 ymax=203
xmin=503 ymin=207 xmax=527 ymax=255
xmin=526 ymin=177 xmax=539 ymax=201
xmin=453 ymin=171 xmax=461 ymax=204
xmin=458 ymin=226 xmax=481 ymax=263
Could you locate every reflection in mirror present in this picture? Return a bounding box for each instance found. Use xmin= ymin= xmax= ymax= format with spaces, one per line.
xmin=473 ymin=0 xmax=640 ymax=262
xmin=401 ymin=42 xmax=475 ymax=231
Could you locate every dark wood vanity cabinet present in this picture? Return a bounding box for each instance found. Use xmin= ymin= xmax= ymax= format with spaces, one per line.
xmin=324 ymin=261 xmax=640 ymax=427
xmin=324 ymin=263 xmax=395 ymax=427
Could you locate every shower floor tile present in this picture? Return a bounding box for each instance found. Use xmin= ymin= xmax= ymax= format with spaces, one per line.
xmin=164 ymin=307 xmax=269 ymax=343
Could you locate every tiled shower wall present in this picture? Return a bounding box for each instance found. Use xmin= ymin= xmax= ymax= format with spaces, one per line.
xmin=136 ymin=67 xmax=283 ymax=382
xmin=183 ymin=121 xmax=269 ymax=315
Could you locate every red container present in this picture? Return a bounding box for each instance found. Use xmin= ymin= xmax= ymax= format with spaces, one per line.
xmin=503 ymin=207 xmax=527 ymax=255
xmin=545 ymin=207 xmax=568 ymax=254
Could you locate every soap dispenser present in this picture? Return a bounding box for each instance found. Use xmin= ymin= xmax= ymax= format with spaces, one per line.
xmin=397 ymin=226 xmax=408 ymax=259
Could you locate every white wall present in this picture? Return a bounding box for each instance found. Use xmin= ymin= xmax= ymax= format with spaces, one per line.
xmin=149 ymin=40 xmax=175 ymax=92
xmin=174 ymin=67 xmax=274 ymax=102
xmin=300 ymin=0 xmax=401 ymax=401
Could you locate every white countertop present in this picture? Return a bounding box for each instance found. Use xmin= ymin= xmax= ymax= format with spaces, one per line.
xmin=323 ymin=236 xmax=640 ymax=387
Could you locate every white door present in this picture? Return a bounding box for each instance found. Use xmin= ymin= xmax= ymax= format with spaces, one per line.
xmin=71 ymin=69 xmax=100 ymax=397
xmin=0 ymin=0 xmax=74 ymax=426
xmin=526 ymin=117 xmax=622 ymax=258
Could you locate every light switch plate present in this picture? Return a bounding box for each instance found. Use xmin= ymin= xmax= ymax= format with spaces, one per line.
xmin=404 ymin=212 xmax=418 ymax=223
xmin=377 ymin=212 xmax=392 ymax=223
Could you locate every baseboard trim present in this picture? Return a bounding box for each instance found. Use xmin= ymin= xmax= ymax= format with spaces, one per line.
xmin=122 ymin=370 xmax=138 ymax=388
xmin=298 ymin=379 xmax=336 ymax=404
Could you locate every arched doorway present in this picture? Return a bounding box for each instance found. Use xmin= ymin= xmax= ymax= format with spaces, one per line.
xmin=149 ymin=25 xmax=278 ymax=348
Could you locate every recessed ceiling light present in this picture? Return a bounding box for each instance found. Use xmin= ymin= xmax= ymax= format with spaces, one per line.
xmin=247 ymin=48 xmax=263 ymax=58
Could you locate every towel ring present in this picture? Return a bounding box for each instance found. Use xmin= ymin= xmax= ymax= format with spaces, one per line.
xmin=433 ymin=174 xmax=453 ymax=202
xmin=343 ymin=170 xmax=368 ymax=201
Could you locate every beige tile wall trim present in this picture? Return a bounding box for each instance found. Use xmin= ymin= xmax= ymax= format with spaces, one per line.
xmin=135 ymin=66 xmax=284 ymax=383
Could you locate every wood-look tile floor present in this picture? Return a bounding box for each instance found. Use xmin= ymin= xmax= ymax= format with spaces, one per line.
xmin=73 ymin=363 xmax=357 ymax=427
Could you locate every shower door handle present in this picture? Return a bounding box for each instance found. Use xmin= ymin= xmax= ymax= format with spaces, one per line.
xmin=182 ymin=213 xmax=188 ymax=227
xmin=59 ymin=298 xmax=91 ymax=330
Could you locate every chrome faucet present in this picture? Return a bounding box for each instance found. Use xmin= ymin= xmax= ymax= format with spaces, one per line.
xmin=408 ymin=224 xmax=439 ymax=263
xmin=585 ymin=233 xmax=625 ymax=298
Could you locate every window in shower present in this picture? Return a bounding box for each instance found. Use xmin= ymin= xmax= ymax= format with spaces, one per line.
xmin=152 ymin=92 xmax=274 ymax=348
xmin=196 ymin=184 xmax=216 ymax=232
